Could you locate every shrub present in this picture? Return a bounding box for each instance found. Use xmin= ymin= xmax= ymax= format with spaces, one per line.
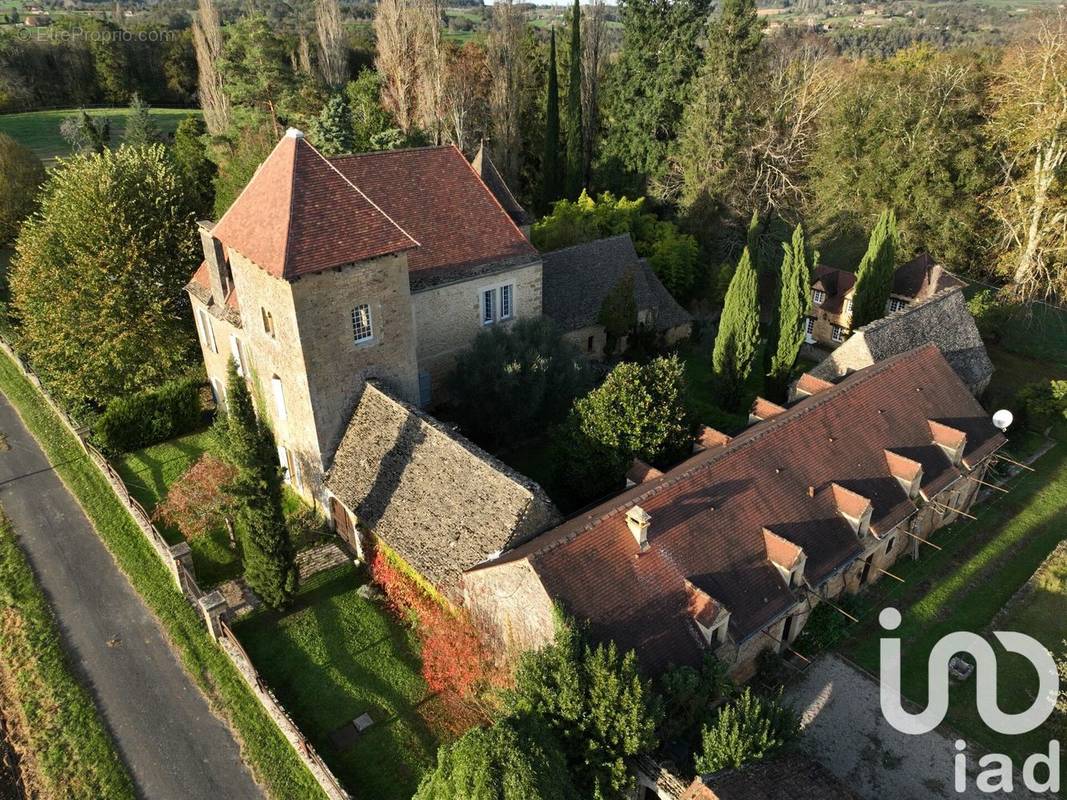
xmin=967 ymin=288 xmax=1014 ymax=343
xmin=694 ymin=687 xmax=800 ymax=773
xmin=154 ymin=454 xmax=237 ymax=539
xmin=657 ymin=654 xmax=731 ymax=745
xmin=1014 ymin=381 xmax=1067 ymax=433
xmin=447 ymin=318 xmax=593 ymax=448
xmin=93 ymin=377 xmax=202 ymax=454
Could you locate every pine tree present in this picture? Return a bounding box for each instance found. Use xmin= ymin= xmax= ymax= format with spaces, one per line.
xmin=311 ymin=92 xmax=356 ymax=156
xmin=564 ymin=0 xmax=584 ymax=198
xmin=851 ymin=209 xmax=898 ymax=328
xmin=768 ymin=224 xmax=812 ymax=395
xmin=712 ymin=246 xmax=760 ymax=410
xmin=542 ymin=29 xmax=564 ymax=208
xmin=220 ymin=361 xmax=297 ymax=609
xmin=171 ymin=116 xmax=216 ymax=219
xmin=123 ymin=93 xmax=160 ymax=146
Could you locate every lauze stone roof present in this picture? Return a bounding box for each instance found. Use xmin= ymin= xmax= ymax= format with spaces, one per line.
xmin=470 ymin=345 xmax=1004 ymax=671
xmin=206 ymin=130 xmax=537 ymax=288
xmin=542 ymin=234 xmax=692 ymax=333
xmin=326 ymin=383 xmax=561 ymax=593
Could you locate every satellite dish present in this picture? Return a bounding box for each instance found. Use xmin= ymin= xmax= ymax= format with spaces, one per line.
xmin=992 ymin=409 xmax=1014 ymax=432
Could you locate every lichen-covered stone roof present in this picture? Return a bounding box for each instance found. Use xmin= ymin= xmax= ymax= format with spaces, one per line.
xmin=810 ymin=287 xmax=993 ymax=395
xmin=325 ymin=383 xmax=561 ymax=593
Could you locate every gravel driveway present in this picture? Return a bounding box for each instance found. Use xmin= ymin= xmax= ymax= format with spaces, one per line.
xmin=785 ymin=655 xmax=1055 ymax=799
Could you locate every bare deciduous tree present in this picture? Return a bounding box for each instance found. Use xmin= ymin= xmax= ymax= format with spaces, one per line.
xmin=487 ymin=0 xmax=526 ymax=184
xmin=316 ymin=0 xmax=348 ymax=89
xmin=443 ymin=42 xmax=490 ymax=153
xmin=581 ymin=0 xmax=608 ymax=185
xmin=192 ymin=0 xmax=230 ymax=135
xmin=414 ymin=0 xmax=447 ymax=143
xmin=375 ymin=0 xmax=420 ymax=133
xmin=987 ymin=12 xmax=1067 ymax=301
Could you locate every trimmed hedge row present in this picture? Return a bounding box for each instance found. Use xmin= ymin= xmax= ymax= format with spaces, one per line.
xmin=93 ymin=377 xmax=201 ymax=454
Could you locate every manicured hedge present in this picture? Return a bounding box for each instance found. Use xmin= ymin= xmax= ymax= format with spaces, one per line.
xmin=93 ymin=377 xmax=201 ymax=454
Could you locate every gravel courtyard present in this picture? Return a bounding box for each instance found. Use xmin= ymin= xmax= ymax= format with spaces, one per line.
xmin=785 ymin=655 xmax=1054 ymax=799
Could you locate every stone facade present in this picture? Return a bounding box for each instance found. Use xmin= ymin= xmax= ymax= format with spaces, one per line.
xmin=411 ymin=260 xmax=543 ymax=398
xmin=463 ymin=557 xmax=556 ymax=654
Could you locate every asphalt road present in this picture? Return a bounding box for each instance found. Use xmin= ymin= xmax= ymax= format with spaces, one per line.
xmin=0 ymin=394 xmax=263 ymax=800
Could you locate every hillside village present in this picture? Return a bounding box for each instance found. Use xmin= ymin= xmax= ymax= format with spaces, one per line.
xmin=1 ymin=1 xmax=1067 ymax=799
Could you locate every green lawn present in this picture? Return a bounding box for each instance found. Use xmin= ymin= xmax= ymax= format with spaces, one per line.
xmin=0 ymin=107 xmax=199 ymax=164
xmin=841 ymin=421 xmax=1067 ymax=761
xmin=0 ymin=511 xmax=134 ymax=799
xmin=236 ymin=563 xmax=440 ymax=800
xmin=0 ymin=349 xmax=326 ymax=799
xmin=113 ymin=430 xmax=243 ymax=588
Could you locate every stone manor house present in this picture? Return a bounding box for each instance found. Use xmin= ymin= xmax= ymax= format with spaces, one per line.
xmin=188 ymin=130 xmax=1004 ymax=677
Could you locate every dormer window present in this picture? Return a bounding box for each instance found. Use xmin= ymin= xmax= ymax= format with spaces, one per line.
xmin=885 ymin=450 xmax=923 ymax=500
xmin=763 ymin=528 xmax=806 ymax=590
xmin=812 ymin=288 xmax=826 ymax=305
xmin=831 ymin=483 xmax=873 ymax=538
xmin=685 ymin=580 xmax=731 ymax=647
xmin=929 ymin=420 xmax=967 ymax=466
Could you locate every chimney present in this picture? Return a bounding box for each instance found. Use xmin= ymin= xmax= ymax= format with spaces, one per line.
xmin=626 ymin=505 xmax=651 ymax=551
xmin=198 ymin=221 xmax=230 ymax=304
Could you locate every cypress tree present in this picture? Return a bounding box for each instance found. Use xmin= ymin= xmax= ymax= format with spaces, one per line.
xmin=851 ymin=209 xmax=898 ymax=328
xmin=123 ymin=93 xmax=160 ymax=146
xmin=221 ymin=361 xmax=297 ymax=609
xmin=564 ymin=0 xmax=584 ymax=198
xmin=542 ymin=29 xmax=564 ymax=208
xmin=712 ymin=246 xmax=760 ymax=410
xmin=768 ymin=224 xmax=812 ymax=395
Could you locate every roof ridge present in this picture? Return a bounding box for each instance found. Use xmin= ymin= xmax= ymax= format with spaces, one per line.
xmin=857 ymin=286 xmax=964 ymax=333
xmin=308 ymin=141 xmax=420 ymax=250
xmin=454 ymin=143 xmax=532 ymax=243
xmin=282 ymin=137 xmax=299 ymax=276
xmin=328 ymin=144 xmax=456 ymax=161
xmin=212 ymin=132 xmax=292 ymax=237
xmin=543 ymin=232 xmax=635 ymax=257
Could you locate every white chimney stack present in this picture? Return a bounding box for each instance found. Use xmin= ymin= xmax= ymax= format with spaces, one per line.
xmin=626 ymin=505 xmax=651 ymax=551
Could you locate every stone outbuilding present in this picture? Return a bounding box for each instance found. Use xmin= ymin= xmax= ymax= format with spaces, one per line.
xmin=324 ymin=382 xmax=560 ymax=598
xmin=803 ymin=287 xmax=994 ymax=397
xmin=542 ymin=234 xmax=693 ymax=358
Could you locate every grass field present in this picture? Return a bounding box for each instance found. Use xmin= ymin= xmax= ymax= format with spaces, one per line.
xmin=236 ymin=563 xmax=440 ymax=800
xmin=0 ymin=107 xmax=199 ymax=164
xmin=0 ymin=349 xmax=327 ymax=799
xmin=0 ymin=511 xmax=135 ymax=799
xmin=113 ymin=430 xmax=243 ymax=588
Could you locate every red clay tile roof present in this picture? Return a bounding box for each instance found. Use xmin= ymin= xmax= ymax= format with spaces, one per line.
xmin=476 ymin=345 xmax=1004 ymax=671
xmin=830 ymin=482 xmax=872 ymax=520
xmin=794 ymin=372 xmax=834 ymax=397
xmin=330 ymin=145 xmax=538 ymax=286
xmin=763 ymin=528 xmax=804 ymax=570
xmin=627 ymin=459 xmax=664 ymax=485
xmin=751 ymin=397 xmax=787 ymax=421
xmin=211 ymin=131 xmax=418 ymax=280
xmin=884 ymin=449 xmax=923 ymax=482
xmin=696 ymin=426 xmax=732 ymax=450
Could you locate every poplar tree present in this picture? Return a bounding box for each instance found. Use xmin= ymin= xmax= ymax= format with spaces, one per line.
xmin=851 ymin=209 xmax=898 ymax=328
xmin=768 ymin=224 xmax=813 ymax=394
xmin=712 ymin=246 xmax=760 ymax=409
xmin=220 ymin=361 xmax=297 ymax=610
xmin=564 ymin=0 xmax=584 ymax=198
xmin=542 ymin=29 xmax=563 ymax=208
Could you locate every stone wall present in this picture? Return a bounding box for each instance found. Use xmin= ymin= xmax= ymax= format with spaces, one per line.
xmin=462 ymin=558 xmax=556 ymax=654
xmin=411 ymin=260 xmax=543 ymax=398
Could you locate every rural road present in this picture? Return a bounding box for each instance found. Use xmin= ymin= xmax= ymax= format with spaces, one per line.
xmin=0 ymin=393 xmax=263 ymax=800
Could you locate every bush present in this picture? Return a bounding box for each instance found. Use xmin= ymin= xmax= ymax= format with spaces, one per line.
xmin=1014 ymin=381 xmax=1067 ymax=433
xmin=93 ymin=377 xmax=202 ymax=454
xmin=967 ymin=289 xmax=1014 ymax=343
xmin=657 ymin=654 xmax=732 ymax=745
xmin=447 ymin=318 xmax=593 ymax=448
xmin=694 ymin=687 xmax=800 ymax=773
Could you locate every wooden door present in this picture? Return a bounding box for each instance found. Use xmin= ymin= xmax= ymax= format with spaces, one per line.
xmin=330 ymin=497 xmax=357 ymax=553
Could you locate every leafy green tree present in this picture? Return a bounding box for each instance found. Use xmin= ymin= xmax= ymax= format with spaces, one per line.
xmin=597 ymin=272 xmax=638 ymax=356
xmin=218 ymin=14 xmax=294 ymax=132
xmin=768 ymin=224 xmax=813 ymax=395
xmin=211 ymin=118 xmax=276 ymax=218
xmin=347 ymin=69 xmax=401 ymax=152
xmin=219 ymin=360 xmax=297 ymax=609
xmin=311 ymin=92 xmax=355 ymax=156
xmin=675 ymin=0 xmax=763 ymax=226
xmin=10 ymin=145 xmax=198 ymax=410
xmin=170 ymin=116 xmax=217 ymax=219
xmin=712 ymin=246 xmax=760 ymax=409
xmin=415 ymin=714 xmax=580 ymax=800
xmin=851 ymin=209 xmax=898 ymax=328
xmin=123 ymin=93 xmax=161 ymax=146
xmin=564 ymin=0 xmax=584 ymax=198
xmin=694 ymin=687 xmax=800 ymax=773
xmin=542 ymin=29 xmax=564 ymax=208
xmin=600 ymin=0 xmax=711 ymax=190
xmin=809 ymin=47 xmax=993 ymax=272
xmin=657 ymin=654 xmax=732 ymax=745
xmin=0 ymin=133 xmax=45 ymax=246
xmin=508 ymin=618 xmax=659 ymax=800
xmin=448 ymin=318 xmax=593 ymax=448
xmin=557 ymin=355 xmax=692 ymax=498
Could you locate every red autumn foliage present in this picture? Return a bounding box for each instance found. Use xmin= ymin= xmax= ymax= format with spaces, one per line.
xmin=154 ymin=454 xmax=237 ymax=538
xmin=369 ymin=547 xmax=497 ymax=698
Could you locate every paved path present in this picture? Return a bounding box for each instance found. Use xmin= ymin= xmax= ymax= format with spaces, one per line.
xmin=785 ymin=655 xmax=1051 ymax=799
xmin=0 ymin=394 xmax=263 ymax=800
